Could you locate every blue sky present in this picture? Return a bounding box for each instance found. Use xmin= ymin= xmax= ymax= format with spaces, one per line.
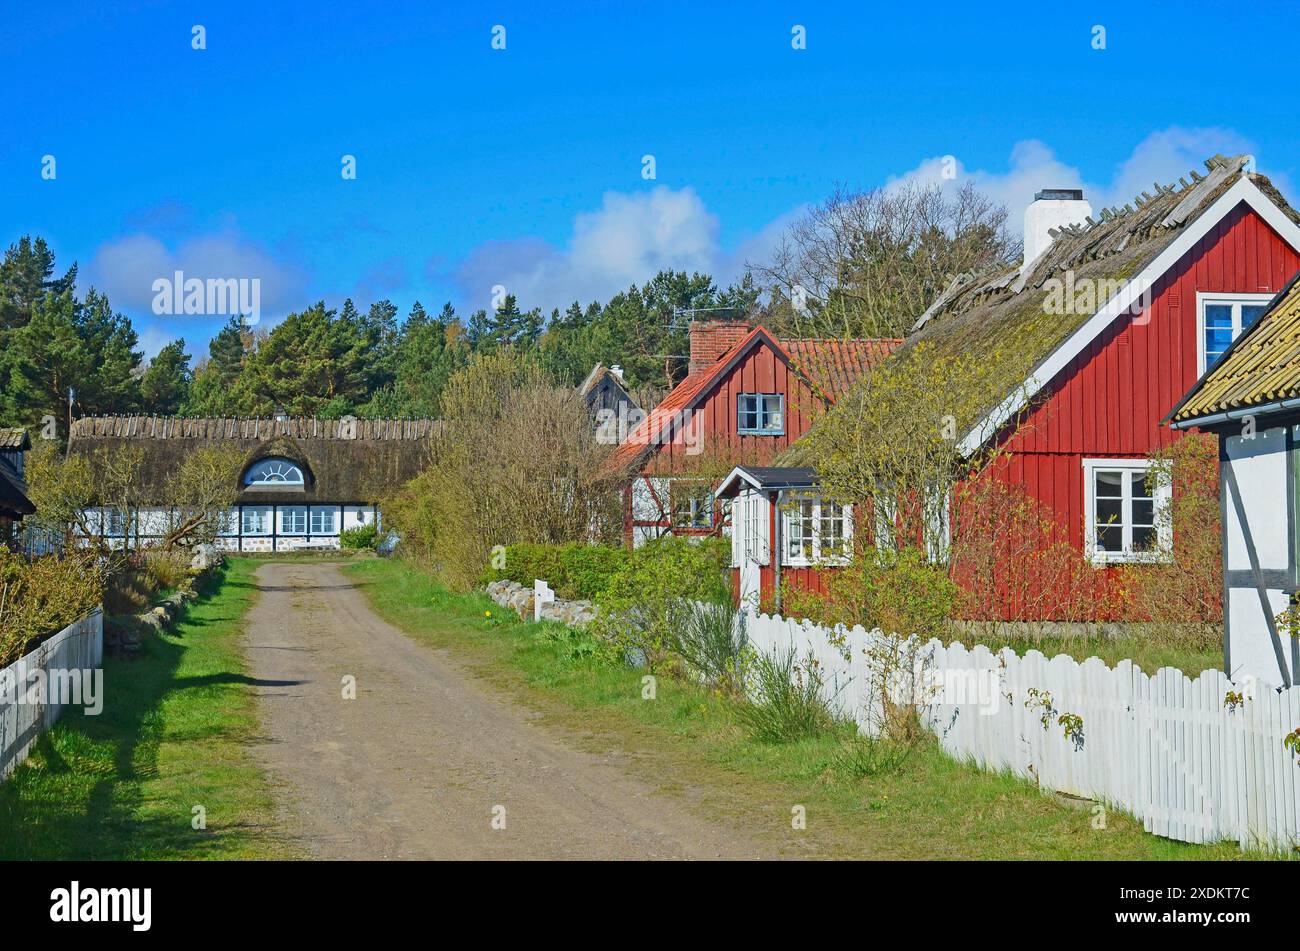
xmin=2 ymin=0 xmax=1298 ymax=359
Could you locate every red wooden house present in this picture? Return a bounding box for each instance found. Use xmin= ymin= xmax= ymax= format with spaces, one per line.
xmin=604 ymin=321 xmax=899 ymax=546
xmin=718 ymin=155 xmax=1300 ymax=617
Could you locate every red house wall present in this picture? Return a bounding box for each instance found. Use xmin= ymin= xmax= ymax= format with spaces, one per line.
xmin=642 ymin=341 xmax=825 ymax=476
xmin=983 ymin=202 xmax=1300 ymax=617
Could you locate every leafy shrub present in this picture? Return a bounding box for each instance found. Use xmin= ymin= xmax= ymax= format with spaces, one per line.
xmin=784 ymin=545 xmax=957 ymax=638
xmin=0 ymin=550 xmax=105 ymax=668
xmin=591 ymin=536 xmax=731 ymax=669
xmin=391 ymin=351 xmax=623 ymax=591
xmin=487 ymin=542 xmax=628 ymax=600
xmin=340 ymin=523 xmax=380 ymax=549
xmin=735 ymin=646 xmax=837 ymax=742
xmin=1118 ymin=433 xmax=1222 ymax=632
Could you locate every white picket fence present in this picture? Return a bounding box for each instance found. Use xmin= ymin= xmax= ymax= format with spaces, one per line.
xmin=745 ymin=609 xmax=1300 ymax=853
xmin=0 ymin=609 xmax=103 ymax=781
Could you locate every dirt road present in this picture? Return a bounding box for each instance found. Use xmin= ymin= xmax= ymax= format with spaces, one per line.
xmin=243 ymin=561 xmax=775 ymax=859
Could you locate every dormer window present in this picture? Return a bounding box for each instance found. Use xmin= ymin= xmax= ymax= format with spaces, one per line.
xmin=244 ymin=458 xmax=305 ymax=487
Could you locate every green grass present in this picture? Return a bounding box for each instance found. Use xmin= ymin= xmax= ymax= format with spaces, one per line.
xmin=0 ymin=557 xmax=295 ymax=859
xmin=344 ymin=557 xmax=1261 ymax=860
xmin=948 ymin=632 xmax=1222 ymax=679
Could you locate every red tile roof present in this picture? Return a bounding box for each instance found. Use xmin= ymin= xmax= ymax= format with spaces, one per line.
xmin=780 ymin=338 xmax=902 ymax=401
xmin=604 ymin=326 xmax=900 ymax=473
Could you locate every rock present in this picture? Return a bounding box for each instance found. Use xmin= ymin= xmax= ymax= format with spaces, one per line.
xmin=481 ymin=582 xmax=598 ymax=628
xmin=139 ymin=612 xmax=166 ymax=632
xmin=190 ymin=543 xmax=221 ymax=572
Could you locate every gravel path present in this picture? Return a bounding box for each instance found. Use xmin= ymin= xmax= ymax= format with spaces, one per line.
xmin=243 ymin=561 xmax=775 ymax=859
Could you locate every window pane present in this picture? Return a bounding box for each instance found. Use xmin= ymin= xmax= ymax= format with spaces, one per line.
xmin=1096 ymin=525 xmax=1123 ymax=552
xmin=283 ymin=507 xmax=306 ymax=533
xmin=1205 ymin=326 xmax=1233 ymax=365
xmin=1132 ymin=525 xmax=1156 ymax=550
xmin=1204 ymin=304 xmax=1234 ymax=327
xmin=763 ymin=395 xmax=783 ymax=432
xmin=1131 ymin=498 xmax=1154 ymax=526
xmin=1096 ymin=498 xmax=1124 ymax=525
xmin=1242 ymin=304 xmax=1268 ymax=327
xmin=1095 ymin=470 xmax=1123 ymax=496
xmin=1129 ymin=472 xmax=1151 ymax=499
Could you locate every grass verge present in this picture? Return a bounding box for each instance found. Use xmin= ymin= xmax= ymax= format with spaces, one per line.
xmin=345 ymin=557 xmax=1256 ymax=860
xmin=0 ymin=557 xmax=295 ymax=859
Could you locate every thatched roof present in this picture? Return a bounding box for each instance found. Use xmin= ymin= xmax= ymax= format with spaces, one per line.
xmin=68 ymin=416 xmax=440 ymax=504
xmin=779 ymin=155 xmax=1300 ymax=464
xmin=900 ymin=156 xmax=1299 ymax=433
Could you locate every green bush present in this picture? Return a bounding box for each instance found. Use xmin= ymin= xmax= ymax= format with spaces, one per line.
xmin=340 ymin=523 xmax=380 ymax=550
xmin=671 ymin=600 xmax=747 ymax=691
xmin=486 ymin=542 xmax=629 ymax=600
xmin=591 ymin=536 xmax=731 ymax=669
xmin=0 ymin=550 xmax=105 ymax=668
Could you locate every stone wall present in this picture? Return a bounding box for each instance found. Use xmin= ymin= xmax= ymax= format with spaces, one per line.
xmin=485 ymin=579 xmax=598 ymax=627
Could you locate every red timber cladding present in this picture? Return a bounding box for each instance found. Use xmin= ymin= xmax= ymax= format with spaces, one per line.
xmin=642 ymin=339 xmax=822 ymax=476
xmin=977 ymin=203 xmax=1299 ymax=618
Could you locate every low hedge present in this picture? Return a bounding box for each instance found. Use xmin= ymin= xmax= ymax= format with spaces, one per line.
xmin=486 ymin=537 xmax=730 ymax=603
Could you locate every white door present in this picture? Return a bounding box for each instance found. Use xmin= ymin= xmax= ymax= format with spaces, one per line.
xmin=739 ymin=556 xmax=761 ymax=612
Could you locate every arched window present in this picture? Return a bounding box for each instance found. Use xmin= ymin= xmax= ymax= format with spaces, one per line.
xmin=244 ymin=458 xmax=305 ymax=487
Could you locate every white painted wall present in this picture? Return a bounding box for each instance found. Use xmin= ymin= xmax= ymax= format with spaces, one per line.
xmin=1223 ymin=426 xmax=1296 ymax=687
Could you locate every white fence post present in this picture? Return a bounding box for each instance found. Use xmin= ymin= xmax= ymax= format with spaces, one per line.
xmin=533 ymin=579 xmax=554 ymax=623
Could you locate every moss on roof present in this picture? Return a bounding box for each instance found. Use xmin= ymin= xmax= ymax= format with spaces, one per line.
xmin=781 ymin=155 xmax=1298 ymax=461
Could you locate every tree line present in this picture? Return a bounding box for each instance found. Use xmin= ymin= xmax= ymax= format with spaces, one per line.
xmin=0 ymin=180 xmax=1019 ymax=436
xmin=0 ymin=237 xmax=764 ymax=435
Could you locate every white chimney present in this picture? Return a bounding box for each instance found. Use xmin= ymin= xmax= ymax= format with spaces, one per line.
xmin=1023 ymin=188 xmax=1092 ymax=272
xmin=609 ymin=364 xmax=624 ymax=382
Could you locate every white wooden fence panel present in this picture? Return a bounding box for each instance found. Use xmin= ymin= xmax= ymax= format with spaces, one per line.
xmin=742 ymin=607 xmax=1300 ymax=853
xmin=0 ymin=609 xmax=103 ymax=781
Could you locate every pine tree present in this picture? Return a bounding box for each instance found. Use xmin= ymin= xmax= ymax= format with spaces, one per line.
xmin=140 ymin=340 xmax=193 ymax=415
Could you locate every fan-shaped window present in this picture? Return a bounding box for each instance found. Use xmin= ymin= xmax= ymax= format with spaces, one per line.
xmin=244 ymin=458 xmax=305 ymax=487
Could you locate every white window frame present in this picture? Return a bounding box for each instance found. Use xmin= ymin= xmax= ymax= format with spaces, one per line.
xmin=241 ymin=506 xmax=271 ymax=536
xmin=217 ymin=509 xmax=239 ymax=536
xmin=279 ymin=506 xmax=308 ymax=535
xmin=670 ymin=480 xmax=714 ymax=530
xmin=730 ymin=489 xmax=770 ymax=567
xmin=310 ymin=507 xmax=338 ymax=535
xmin=781 ymin=493 xmax=853 ymax=567
xmin=244 ymin=458 xmax=306 ymax=486
xmin=1196 ymin=292 xmax=1274 ymax=375
xmin=737 ymin=393 xmax=785 ymax=435
xmin=1083 ymin=458 xmax=1171 ymax=565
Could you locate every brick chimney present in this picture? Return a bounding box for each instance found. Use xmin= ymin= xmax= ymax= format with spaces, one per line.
xmin=689 ymin=320 xmax=750 ymax=374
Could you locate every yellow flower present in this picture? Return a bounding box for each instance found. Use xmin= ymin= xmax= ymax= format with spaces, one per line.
xmin=484 ymin=610 xmax=492 ymax=618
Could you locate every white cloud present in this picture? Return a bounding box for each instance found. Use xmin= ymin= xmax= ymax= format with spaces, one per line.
xmin=86 ymin=228 xmax=309 ymax=324
xmin=452 ymin=186 xmax=736 ymax=311
xmin=884 ymin=126 xmax=1286 ymax=221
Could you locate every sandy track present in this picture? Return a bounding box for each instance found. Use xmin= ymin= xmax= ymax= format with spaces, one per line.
xmin=243 ymin=561 xmax=774 ymax=859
